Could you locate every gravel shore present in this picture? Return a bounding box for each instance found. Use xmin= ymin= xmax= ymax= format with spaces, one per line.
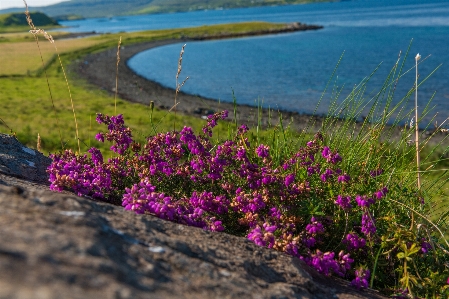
xmin=72 ymin=35 xmax=324 ymax=133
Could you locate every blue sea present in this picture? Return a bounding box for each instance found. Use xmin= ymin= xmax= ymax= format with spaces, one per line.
xmin=60 ymin=0 xmax=449 ymax=125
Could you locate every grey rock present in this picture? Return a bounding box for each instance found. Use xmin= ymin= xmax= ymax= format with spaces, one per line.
xmin=0 ymin=133 xmax=51 ymax=184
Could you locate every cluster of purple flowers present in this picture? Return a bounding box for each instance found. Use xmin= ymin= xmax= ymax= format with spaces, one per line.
xmin=122 ymin=179 xmax=225 ymax=231
xmin=302 ymin=250 xmax=353 ymax=277
xmin=95 ymin=114 xmax=133 ymax=155
xmin=351 ymin=268 xmax=371 ymax=289
xmin=344 ymin=233 xmax=366 ymax=251
xmin=48 ymin=149 xmax=113 ymax=199
xmin=47 ymin=111 xmax=409 ymax=290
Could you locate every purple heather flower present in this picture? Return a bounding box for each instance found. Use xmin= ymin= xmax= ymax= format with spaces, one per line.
xmin=95 ymin=113 xmax=133 ymax=155
xmin=209 ymin=220 xmax=224 ymax=232
xmin=338 ymin=251 xmax=354 ymax=272
xmin=88 ymin=147 xmax=103 ymax=165
xmin=269 ymin=207 xmax=282 ymax=220
xmin=335 ymin=195 xmax=352 ymax=210
xmin=320 ymin=169 xmax=333 ymax=182
xmin=330 ymin=153 xmax=342 ymax=164
xmin=236 ymin=147 xmax=247 ymax=160
xmin=370 ymin=169 xmax=383 ymax=177
xmin=322 ymin=146 xmax=342 ymax=164
xmin=337 ymin=174 xmax=351 ymax=183
xmin=421 ymin=239 xmax=432 ymax=254
xmin=322 ymin=146 xmax=331 ymax=159
xmin=306 ymin=217 xmax=324 ymax=235
xmin=238 ymin=124 xmax=249 ymax=135
xmin=255 ymin=144 xmax=270 ymax=158
xmin=247 ymin=223 xmax=277 ymax=248
xmin=284 ymin=173 xmax=295 ymax=187
xmin=304 ymin=250 xmax=344 ymax=277
xmin=374 ymin=186 xmax=388 ymax=200
xmin=344 ymin=233 xmax=366 ymax=250
xmin=361 ymin=212 xmax=376 ymax=236
xmin=351 ymin=268 xmax=370 ymax=289
xmin=303 ymin=237 xmax=316 ymax=248
xmin=95 ymin=133 xmax=104 ymax=142
xmin=202 ymin=110 xmax=228 ymax=137
xmin=355 ymin=195 xmax=375 ymax=208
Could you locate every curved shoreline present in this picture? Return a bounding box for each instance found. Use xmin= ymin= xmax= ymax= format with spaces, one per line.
xmin=71 ymin=29 xmax=448 ymax=144
xmin=72 ymin=32 xmax=324 ymax=132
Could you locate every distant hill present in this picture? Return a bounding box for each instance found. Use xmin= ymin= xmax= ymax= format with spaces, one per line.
xmin=0 ymin=12 xmax=58 ymax=27
xmin=0 ymin=0 xmax=335 ymax=19
xmin=0 ymin=12 xmax=59 ymax=32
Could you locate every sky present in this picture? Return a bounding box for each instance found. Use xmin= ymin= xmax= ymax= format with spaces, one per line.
xmin=0 ymin=0 xmax=69 ymax=10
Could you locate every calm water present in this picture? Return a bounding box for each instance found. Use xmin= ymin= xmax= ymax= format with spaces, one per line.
xmin=61 ymin=0 xmax=449 ymax=124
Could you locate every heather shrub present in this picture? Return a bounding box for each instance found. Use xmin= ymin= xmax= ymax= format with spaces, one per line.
xmin=48 ymin=107 xmax=449 ymax=297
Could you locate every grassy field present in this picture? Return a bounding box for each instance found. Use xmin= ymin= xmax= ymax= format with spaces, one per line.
xmin=0 ymin=38 xmax=101 ymax=75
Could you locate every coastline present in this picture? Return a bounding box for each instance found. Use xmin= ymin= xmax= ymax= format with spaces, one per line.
xmin=71 ymin=29 xmax=448 ymax=144
xmin=72 ymin=27 xmax=325 ymax=133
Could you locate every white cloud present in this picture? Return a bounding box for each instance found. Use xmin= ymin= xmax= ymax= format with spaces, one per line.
xmin=0 ymin=0 xmax=70 ymax=10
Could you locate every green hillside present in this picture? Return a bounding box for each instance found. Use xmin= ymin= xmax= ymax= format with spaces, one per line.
xmin=0 ymin=12 xmax=59 ymax=33
xmin=0 ymin=0 xmax=336 ymax=19
xmin=136 ymin=0 xmax=334 ymax=14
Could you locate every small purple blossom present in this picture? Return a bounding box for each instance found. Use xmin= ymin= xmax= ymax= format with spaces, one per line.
xmin=355 ymin=195 xmax=375 ymax=208
xmin=238 ymin=124 xmax=249 ymax=134
xmin=337 ymin=174 xmax=351 ymax=183
xmin=202 ymin=110 xmax=228 ymax=137
xmin=351 ymin=268 xmax=370 ymax=289
xmin=335 ymin=195 xmax=352 ymax=210
xmin=322 ymin=146 xmax=342 ymax=164
xmin=306 ymin=217 xmax=325 ymax=235
xmin=284 ymin=173 xmax=295 ymax=187
xmin=320 ymin=169 xmax=333 ymax=182
xmin=361 ymin=212 xmax=376 ymax=236
xmin=256 ymin=144 xmax=270 ymax=158
xmin=370 ymin=169 xmax=384 ymax=177
xmin=344 ymin=233 xmax=366 ymax=250
xmin=421 ymin=239 xmax=432 ymax=254
xmin=95 ymin=113 xmax=133 ymax=155
xmin=88 ymin=147 xmax=103 ymax=165
xmin=303 ymin=250 xmax=348 ymax=277
xmin=247 ymin=222 xmax=277 ymax=248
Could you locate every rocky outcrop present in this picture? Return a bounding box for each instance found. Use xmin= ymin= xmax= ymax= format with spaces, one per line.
xmin=0 ymin=133 xmax=51 ymax=184
xmin=0 ymin=135 xmax=387 ymax=299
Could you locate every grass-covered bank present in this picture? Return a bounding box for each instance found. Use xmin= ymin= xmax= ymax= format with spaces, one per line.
xmin=1 ymin=17 xmax=449 ymax=297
